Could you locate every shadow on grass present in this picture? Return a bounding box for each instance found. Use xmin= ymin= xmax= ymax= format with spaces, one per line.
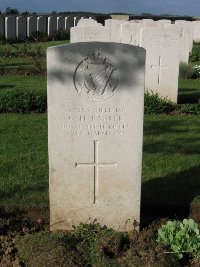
xmin=0 ymin=183 xmax=48 ymax=204
xmin=178 ymin=88 xmax=200 ymax=103
xmin=0 ymin=63 xmax=31 ymax=67
xmin=141 ymin=165 xmax=200 ymax=227
xmin=0 ymin=85 xmax=15 ymax=89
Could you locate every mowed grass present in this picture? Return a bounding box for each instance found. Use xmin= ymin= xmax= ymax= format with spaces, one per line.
xmin=0 ymin=75 xmax=46 ymax=92
xmin=0 ymin=114 xmax=199 ymax=217
xmin=142 ymin=115 xmax=200 ymax=219
xmin=178 ymin=78 xmax=200 ymax=103
xmin=0 ymin=114 xmax=48 ymax=206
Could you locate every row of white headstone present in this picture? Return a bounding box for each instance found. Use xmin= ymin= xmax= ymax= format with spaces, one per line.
xmin=0 ymin=15 xmax=86 ymax=40
xmin=71 ymin=18 xmax=200 ymax=103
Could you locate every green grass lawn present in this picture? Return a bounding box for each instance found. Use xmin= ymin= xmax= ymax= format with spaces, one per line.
xmin=0 ymin=75 xmax=46 ymax=92
xmin=0 ymin=114 xmax=199 ymax=221
xmin=0 ymin=114 xmax=48 ymax=206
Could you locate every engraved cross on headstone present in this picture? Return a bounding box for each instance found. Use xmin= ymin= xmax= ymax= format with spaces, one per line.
xmin=75 ymin=140 xmax=117 ymax=204
xmin=151 ymin=56 xmax=168 ymax=85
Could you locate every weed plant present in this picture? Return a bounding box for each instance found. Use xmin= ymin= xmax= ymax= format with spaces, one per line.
xmin=144 ymin=91 xmax=175 ymax=114
xmin=179 ymin=62 xmax=194 ymax=79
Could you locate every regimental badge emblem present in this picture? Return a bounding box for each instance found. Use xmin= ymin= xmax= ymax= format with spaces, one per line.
xmin=74 ymin=49 xmax=120 ymax=102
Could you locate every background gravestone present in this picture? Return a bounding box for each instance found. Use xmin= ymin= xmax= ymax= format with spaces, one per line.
xmin=48 ymin=42 xmax=145 ymax=231
xmin=192 ymin=21 xmax=200 ymax=43
xmin=0 ymin=15 xmax=4 ymax=36
xmin=5 ymin=16 xmax=16 ymax=40
xmin=37 ymin=16 xmax=47 ymax=33
xmin=47 ymin=16 xmax=57 ymax=35
xmin=70 ymin=23 xmax=110 ymax=43
xmin=141 ymin=27 xmax=181 ymax=103
xmin=105 ymin=19 xmax=127 ymax=42
xmin=57 ymin=16 xmax=65 ymax=31
xmin=166 ymin=24 xmax=190 ymax=63
xmin=121 ymin=22 xmax=143 ymax=46
xmin=27 ymin=16 xmax=37 ymax=38
xmin=16 ymin=16 xmax=27 ymax=40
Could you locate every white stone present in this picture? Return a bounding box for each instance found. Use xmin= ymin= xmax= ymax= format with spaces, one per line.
xmin=27 ymin=16 xmax=37 ymax=38
xmin=105 ymin=19 xmax=127 ymax=42
xmin=47 ymin=42 xmax=145 ymax=231
xmin=74 ymin=17 xmax=81 ymax=27
xmin=57 ymin=16 xmax=65 ymax=31
xmin=140 ymin=27 xmax=180 ymax=103
xmin=142 ymin=19 xmax=156 ymax=28
xmin=16 ymin=16 xmax=27 ymax=39
xmin=5 ymin=16 xmax=16 ymax=40
xmin=121 ymin=22 xmax=143 ymax=46
xmin=37 ymin=16 xmax=47 ymax=33
xmin=175 ymin=20 xmax=193 ymax=51
xmin=0 ymin=15 xmax=4 ymax=36
xmin=70 ymin=25 xmax=110 ymax=43
xmin=166 ymin=24 xmax=190 ymax=63
xmin=156 ymin=19 xmax=171 ymax=26
xmin=64 ymin=16 xmax=74 ymax=30
xmin=47 ymin=16 xmax=57 ymax=35
xmin=77 ymin=18 xmax=99 ymax=27
xmin=192 ymin=21 xmax=200 ymax=42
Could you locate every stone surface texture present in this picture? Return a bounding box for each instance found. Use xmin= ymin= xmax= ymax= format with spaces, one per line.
xmin=48 ymin=42 xmax=145 ymax=231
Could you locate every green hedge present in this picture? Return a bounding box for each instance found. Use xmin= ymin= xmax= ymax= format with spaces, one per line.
xmin=0 ymin=89 xmax=199 ymax=115
xmin=0 ymin=88 xmax=46 ymax=113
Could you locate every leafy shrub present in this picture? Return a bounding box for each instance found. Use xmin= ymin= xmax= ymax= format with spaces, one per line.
xmin=157 ymin=219 xmax=200 ymax=259
xmin=190 ymin=45 xmax=200 ymax=62
xmin=30 ymin=31 xmax=48 ymax=42
xmin=72 ymin=219 xmax=108 ymax=250
xmin=49 ymin=30 xmax=70 ymax=41
xmin=144 ymin=91 xmax=175 ymax=115
xmin=176 ymin=103 xmax=200 ymax=115
xmin=179 ymin=62 xmax=194 ymax=79
xmin=0 ymin=33 xmax=6 ymax=44
xmin=20 ymin=43 xmax=46 ymax=74
xmin=0 ymin=88 xmax=47 ymax=113
xmin=90 ymin=229 xmax=129 ymax=266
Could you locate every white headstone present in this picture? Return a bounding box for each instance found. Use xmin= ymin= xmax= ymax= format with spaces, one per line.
xmin=175 ymin=20 xmax=193 ymax=51
xmin=65 ymin=16 xmax=74 ymax=31
xmin=140 ymin=27 xmax=180 ymax=103
xmin=74 ymin=17 xmax=81 ymax=27
xmin=142 ymin=19 xmax=156 ymax=28
xmin=27 ymin=16 xmax=37 ymax=38
xmin=121 ymin=22 xmax=143 ymax=46
xmin=166 ymin=24 xmax=190 ymax=63
xmin=77 ymin=18 xmax=99 ymax=27
xmin=16 ymin=16 xmax=27 ymax=40
xmin=192 ymin=21 xmax=200 ymax=43
xmin=37 ymin=16 xmax=47 ymax=33
xmin=156 ymin=19 xmax=171 ymax=26
xmin=57 ymin=16 xmax=65 ymax=31
xmin=5 ymin=16 xmax=16 ymax=40
xmin=47 ymin=42 xmax=145 ymax=231
xmin=70 ymin=24 xmax=110 ymax=43
xmin=47 ymin=16 xmax=57 ymax=35
xmin=0 ymin=15 xmax=4 ymax=36
xmin=105 ymin=19 xmax=127 ymax=42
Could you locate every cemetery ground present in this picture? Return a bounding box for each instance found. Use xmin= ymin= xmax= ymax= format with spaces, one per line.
xmin=0 ymin=40 xmax=200 ymax=266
